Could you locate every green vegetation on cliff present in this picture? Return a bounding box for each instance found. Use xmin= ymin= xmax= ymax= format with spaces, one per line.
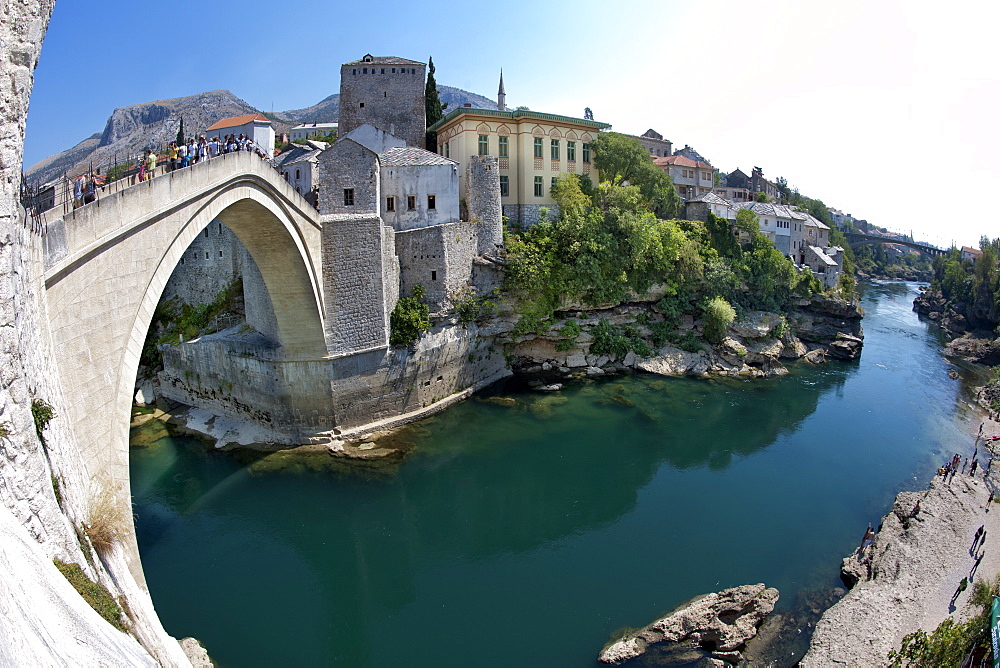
xmin=888 ymin=574 xmax=1000 ymax=667
xmin=503 ymin=136 xmax=825 ymax=341
xmin=931 ymin=238 xmax=1000 ymax=329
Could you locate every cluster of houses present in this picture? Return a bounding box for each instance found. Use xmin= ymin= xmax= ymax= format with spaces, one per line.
xmin=194 ymin=54 xmax=850 ymax=291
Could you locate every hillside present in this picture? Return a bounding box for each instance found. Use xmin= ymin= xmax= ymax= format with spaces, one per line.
xmin=25 ymin=89 xmax=285 ymax=186
xmin=276 ymin=85 xmax=500 ymax=124
xmin=26 ymin=85 xmax=499 ymax=186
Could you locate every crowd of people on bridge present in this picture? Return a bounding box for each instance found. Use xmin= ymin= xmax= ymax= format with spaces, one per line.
xmin=67 ymin=129 xmax=271 ymax=210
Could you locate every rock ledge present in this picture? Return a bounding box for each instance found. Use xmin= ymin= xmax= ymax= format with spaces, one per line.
xmin=598 ymin=583 xmax=779 ymax=665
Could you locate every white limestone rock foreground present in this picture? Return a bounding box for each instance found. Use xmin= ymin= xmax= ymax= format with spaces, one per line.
xmin=598 ymin=583 xmax=779 ymax=665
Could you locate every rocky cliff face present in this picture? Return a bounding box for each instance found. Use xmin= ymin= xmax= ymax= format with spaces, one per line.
xmin=497 ymin=293 xmax=864 ymax=386
xmin=914 ymin=286 xmax=1000 ymax=340
xmin=2 ymin=2 xmax=192 ymax=664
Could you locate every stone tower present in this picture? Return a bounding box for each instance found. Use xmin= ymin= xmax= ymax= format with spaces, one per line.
xmin=339 ymin=54 xmax=426 ymax=148
xmin=497 ymin=70 xmax=506 ymax=111
xmin=467 ymin=155 xmax=503 ymax=257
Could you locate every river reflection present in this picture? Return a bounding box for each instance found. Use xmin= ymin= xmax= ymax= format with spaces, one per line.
xmin=132 ymin=282 xmax=982 ymax=667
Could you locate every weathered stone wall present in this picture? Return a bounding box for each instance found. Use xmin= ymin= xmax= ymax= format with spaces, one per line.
xmin=158 ymin=337 xmax=337 ymax=436
xmin=161 ymin=220 xmax=242 ymax=305
xmin=318 ymin=139 xmax=379 ymax=215
xmin=502 ymin=203 xmax=561 ymax=228
xmin=338 ymin=60 xmax=426 ymax=148
xmin=394 ymin=221 xmax=478 ymax=311
xmin=240 ymin=243 xmax=280 ymax=344
xmin=0 ymin=1 xmax=190 ymax=663
xmin=329 ymin=325 xmax=509 ymax=430
xmin=321 ymin=213 xmax=391 ymax=354
xmin=466 ymin=156 xmax=503 ymax=256
xmin=380 ymin=162 xmax=460 ymax=231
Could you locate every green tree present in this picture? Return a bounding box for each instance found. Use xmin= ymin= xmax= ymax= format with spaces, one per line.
xmin=389 ymin=286 xmax=431 ymax=346
xmin=591 ymin=132 xmax=682 ymax=219
xmin=703 ymin=297 xmax=736 ymax=343
xmin=176 ymin=117 xmax=185 ymax=146
xmin=425 ymin=56 xmax=445 ymax=151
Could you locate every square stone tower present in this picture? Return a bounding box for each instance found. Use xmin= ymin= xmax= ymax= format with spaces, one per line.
xmin=339 ymin=54 xmax=426 ymax=148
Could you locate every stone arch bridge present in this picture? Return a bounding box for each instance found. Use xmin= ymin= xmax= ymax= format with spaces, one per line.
xmin=842 ymin=231 xmax=948 ymax=257
xmin=42 ymin=151 xmax=329 ymax=507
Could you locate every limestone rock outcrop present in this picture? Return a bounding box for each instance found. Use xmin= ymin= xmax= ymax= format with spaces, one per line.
xmin=598 ymin=584 xmax=779 ymax=665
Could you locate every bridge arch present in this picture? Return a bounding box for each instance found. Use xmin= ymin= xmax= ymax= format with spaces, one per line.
xmin=41 ymin=154 xmax=328 ymax=551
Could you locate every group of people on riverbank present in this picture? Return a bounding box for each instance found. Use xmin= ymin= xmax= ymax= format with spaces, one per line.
xmin=938 ymin=450 xmax=990 ymax=484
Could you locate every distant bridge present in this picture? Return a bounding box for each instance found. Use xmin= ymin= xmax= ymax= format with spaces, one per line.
xmin=842 ymin=231 xmax=948 ymax=257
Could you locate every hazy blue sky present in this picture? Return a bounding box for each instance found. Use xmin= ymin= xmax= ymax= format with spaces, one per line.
xmin=24 ymin=0 xmax=998 ymax=248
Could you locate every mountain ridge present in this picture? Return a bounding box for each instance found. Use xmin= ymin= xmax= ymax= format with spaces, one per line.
xmin=26 ymin=85 xmax=499 ymax=186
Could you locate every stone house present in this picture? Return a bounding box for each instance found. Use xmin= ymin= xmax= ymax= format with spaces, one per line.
xmin=735 ymin=201 xmax=795 ymax=255
xmin=631 ymin=128 xmax=673 ymax=158
xmin=318 ymin=126 xmax=500 ymax=313
xmin=654 ymin=154 xmax=716 ymax=199
xmin=427 ymin=106 xmax=609 ymax=227
xmin=204 ymin=113 xmax=275 ymax=157
xmin=275 ymin=141 xmax=325 ymax=202
xmin=684 ymin=192 xmax=736 ymax=222
xmin=726 ymin=166 xmax=781 ymax=202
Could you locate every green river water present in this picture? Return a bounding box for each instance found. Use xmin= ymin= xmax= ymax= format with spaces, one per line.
xmin=130 ymin=282 xmax=987 ymax=666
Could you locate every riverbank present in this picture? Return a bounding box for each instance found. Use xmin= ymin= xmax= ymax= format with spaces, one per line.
xmin=803 ymin=417 xmax=1000 ymax=666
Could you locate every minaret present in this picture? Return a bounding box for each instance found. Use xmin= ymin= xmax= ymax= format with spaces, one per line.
xmin=497 ymin=70 xmax=506 ymax=111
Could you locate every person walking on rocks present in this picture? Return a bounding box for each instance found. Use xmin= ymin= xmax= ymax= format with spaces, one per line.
xmin=987 ymin=492 xmax=994 ymax=511
xmin=951 ymin=577 xmax=968 ymax=607
xmin=971 ymin=459 xmax=979 ymax=477
xmin=971 ymin=526 xmax=984 ymax=555
xmin=962 ymin=458 xmax=968 ymax=475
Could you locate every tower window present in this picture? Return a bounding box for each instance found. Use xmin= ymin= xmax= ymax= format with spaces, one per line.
xmin=431 ymin=271 xmax=437 ymax=281
xmin=428 ymin=194 xmax=436 ymax=210
xmin=343 ymin=189 xmax=354 ymax=206
xmin=407 ymin=195 xmax=416 ymax=210
xmin=359 ymin=102 xmax=365 ymax=108
xmin=386 ymin=196 xmax=395 ymax=211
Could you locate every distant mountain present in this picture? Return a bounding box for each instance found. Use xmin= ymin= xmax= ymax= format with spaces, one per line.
xmin=26 ymin=85 xmax=499 ymax=186
xmin=276 ymin=85 xmax=500 ymax=125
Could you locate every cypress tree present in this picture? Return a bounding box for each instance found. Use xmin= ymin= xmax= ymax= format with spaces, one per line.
xmin=425 ymin=57 xmax=444 ymax=152
xmin=176 ymin=118 xmax=185 ymax=146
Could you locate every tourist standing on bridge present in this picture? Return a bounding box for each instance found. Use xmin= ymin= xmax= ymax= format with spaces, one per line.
xmin=167 ymin=142 xmax=178 ymax=171
xmin=72 ymin=174 xmax=84 ymax=208
xmin=178 ymin=140 xmax=189 ymax=168
xmin=145 ymin=149 xmax=157 ymax=180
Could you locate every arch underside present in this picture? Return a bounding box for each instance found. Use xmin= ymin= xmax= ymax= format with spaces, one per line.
xmin=43 ymin=173 xmax=328 ymax=512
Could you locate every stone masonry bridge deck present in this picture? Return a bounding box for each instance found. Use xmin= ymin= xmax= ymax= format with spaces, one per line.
xmin=842 ymin=231 xmax=948 ymax=257
xmin=41 ymin=152 xmax=326 ymax=576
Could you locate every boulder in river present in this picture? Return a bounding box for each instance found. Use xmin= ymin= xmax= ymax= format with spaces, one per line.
xmin=598 ymin=583 xmax=779 ymax=665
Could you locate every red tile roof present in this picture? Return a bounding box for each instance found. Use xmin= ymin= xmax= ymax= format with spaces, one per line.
xmin=654 ymin=155 xmax=714 ymax=170
xmin=205 ymin=113 xmax=270 ymax=132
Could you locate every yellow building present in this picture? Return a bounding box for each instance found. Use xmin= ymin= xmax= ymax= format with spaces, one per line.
xmin=428 ymin=108 xmax=609 ymax=226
